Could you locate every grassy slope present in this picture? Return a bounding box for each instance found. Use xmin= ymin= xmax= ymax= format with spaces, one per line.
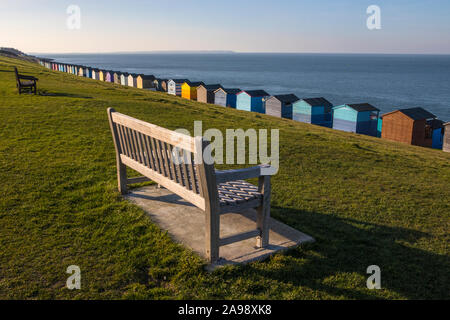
xmin=0 ymin=57 xmax=448 ymax=300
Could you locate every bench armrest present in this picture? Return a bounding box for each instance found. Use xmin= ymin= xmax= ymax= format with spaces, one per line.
xmin=215 ymin=165 xmax=273 ymax=183
xmin=19 ymin=75 xmax=38 ymax=81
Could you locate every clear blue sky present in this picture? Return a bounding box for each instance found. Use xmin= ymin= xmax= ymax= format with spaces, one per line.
xmin=1 ymin=0 xmax=450 ymax=54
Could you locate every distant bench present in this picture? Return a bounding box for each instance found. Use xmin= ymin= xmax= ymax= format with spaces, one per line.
xmin=14 ymin=67 xmax=38 ymax=94
xmin=107 ymin=108 xmax=273 ymax=263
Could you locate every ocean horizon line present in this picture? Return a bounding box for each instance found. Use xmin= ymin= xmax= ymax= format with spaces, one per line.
xmin=30 ymin=51 xmax=450 ymax=56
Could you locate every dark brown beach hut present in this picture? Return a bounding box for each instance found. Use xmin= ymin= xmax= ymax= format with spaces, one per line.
xmin=381 ymin=107 xmax=437 ymax=147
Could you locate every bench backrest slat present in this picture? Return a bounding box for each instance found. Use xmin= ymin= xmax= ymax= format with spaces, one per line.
xmin=109 ymin=109 xmax=208 ymax=210
xmin=14 ymin=67 xmax=20 ymax=86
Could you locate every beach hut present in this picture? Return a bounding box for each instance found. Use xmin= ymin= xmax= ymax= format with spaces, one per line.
xmin=113 ymin=72 xmax=121 ymax=84
xmin=153 ymin=78 xmax=162 ymax=91
xmin=127 ymin=74 xmax=137 ymax=87
xmin=377 ymin=118 xmax=383 ymax=138
xmin=153 ymin=78 xmax=161 ymax=91
xmin=84 ymin=67 xmax=91 ymax=78
xmin=99 ymin=70 xmax=105 ymax=81
xmin=181 ymin=81 xmax=204 ymax=101
xmin=236 ymin=90 xmax=270 ymax=114
xmin=197 ymin=84 xmax=223 ymax=104
xmin=160 ymin=79 xmax=168 ymax=92
xmin=120 ymin=73 xmax=129 ymax=86
xmin=381 ymin=107 xmax=438 ymax=147
xmin=292 ymin=97 xmax=333 ymax=126
xmin=78 ymin=66 xmax=84 ymax=77
xmin=430 ymin=120 xmax=445 ymax=149
xmin=214 ymin=88 xmax=241 ymax=108
xmin=104 ymin=71 xmax=112 ymax=82
xmin=443 ymin=123 xmax=450 ymax=153
xmin=332 ymin=103 xmax=380 ymax=136
xmin=266 ymin=94 xmax=299 ymax=119
xmin=136 ymin=74 xmax=156 ymax=89
xmin=167 ymin=79 xmax=189 ymax=96
xmin=92 ymin=69 xmax=100 ymax=80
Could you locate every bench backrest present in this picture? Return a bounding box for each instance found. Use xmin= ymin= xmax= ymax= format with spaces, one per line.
xmin=14 ymin=67 xmax=20 ymax=85
xmin=107 ymin=108 xmax=217 ymax=211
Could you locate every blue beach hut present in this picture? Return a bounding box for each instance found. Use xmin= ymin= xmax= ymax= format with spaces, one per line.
xmin=292 ymin=97 xmax=333 ymax=127
xmin=236 ymin=90 xmax=270 ymax=114
xmin=332 ymin=103 xmax=380 ymax=136
xmin=214 ymin=88 xmax=241 ymax=108
xmin=430 ymin=119 xmax=445 ymax=149
xmin=377 ymin=118 xmax=383 ymax=138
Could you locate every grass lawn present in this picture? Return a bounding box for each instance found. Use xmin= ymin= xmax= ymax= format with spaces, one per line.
xmin=0 ymin=56 xmax=449 ymax=299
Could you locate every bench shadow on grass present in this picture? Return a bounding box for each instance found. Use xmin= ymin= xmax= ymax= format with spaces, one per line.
xmin=219 ymin=207 xmax=448 ymax=300
xmin=38 ymin=91 xmax=93 ymax=99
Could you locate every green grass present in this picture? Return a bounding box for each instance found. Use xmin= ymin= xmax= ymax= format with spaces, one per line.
xmin=0 ymin=56 xmax=449 ymax=300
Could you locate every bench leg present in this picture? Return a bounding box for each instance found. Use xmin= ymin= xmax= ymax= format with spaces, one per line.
xmin=256 ymin=175 xmax=271 ymax=248
xmin=117 ymin=163 xmax=128 ymax=195
xmin=205 ymin=208 xmax=220 ymax=263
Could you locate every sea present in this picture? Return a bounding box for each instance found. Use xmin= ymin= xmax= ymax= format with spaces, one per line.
xmin=37 ymin=53 xmax=450 ymax=120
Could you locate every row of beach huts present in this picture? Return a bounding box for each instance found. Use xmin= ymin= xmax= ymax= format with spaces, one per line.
xmin=37 ymin=58 xmax=450 ymax=152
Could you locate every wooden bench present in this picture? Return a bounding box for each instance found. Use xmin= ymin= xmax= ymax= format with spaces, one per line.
xmin=14 ymin=67 xmax=38 ymax=94
xmin=107 ymin=108 xmax=273 ymax=263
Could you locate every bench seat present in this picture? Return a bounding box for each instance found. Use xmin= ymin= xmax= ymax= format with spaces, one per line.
xmin=218 ymin=180 xmax=262 ymax=206
xmin=19 ymin=80 xmax=36 ymax=87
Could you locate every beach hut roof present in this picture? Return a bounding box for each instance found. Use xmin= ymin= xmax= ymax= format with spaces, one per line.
xmin=382 ymin=107 xmax=436 ymax=120
xmin=170 ymin=79 xmax=189 ymax=84
xmin=427 ymin=119 xmax=444 ymax=129
xmin=338 ymin=103 xmax=379 ymax=112
xmin=302 ymin=97 xmax=332 ymax=107
xmin=220 ymin=88 xmax=241 ymax=94
xmin=273 ymin=94 xmax=299 ymax=104
xmin=242 ymin=90 xmax=270 ymax=97
xmin=141 ymin=74 xmax=155 ymax=80
xmin=202 ymin=84 xmax=222 ymax=90
xmin=188 ymin=81 xmax=205 ymax=87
